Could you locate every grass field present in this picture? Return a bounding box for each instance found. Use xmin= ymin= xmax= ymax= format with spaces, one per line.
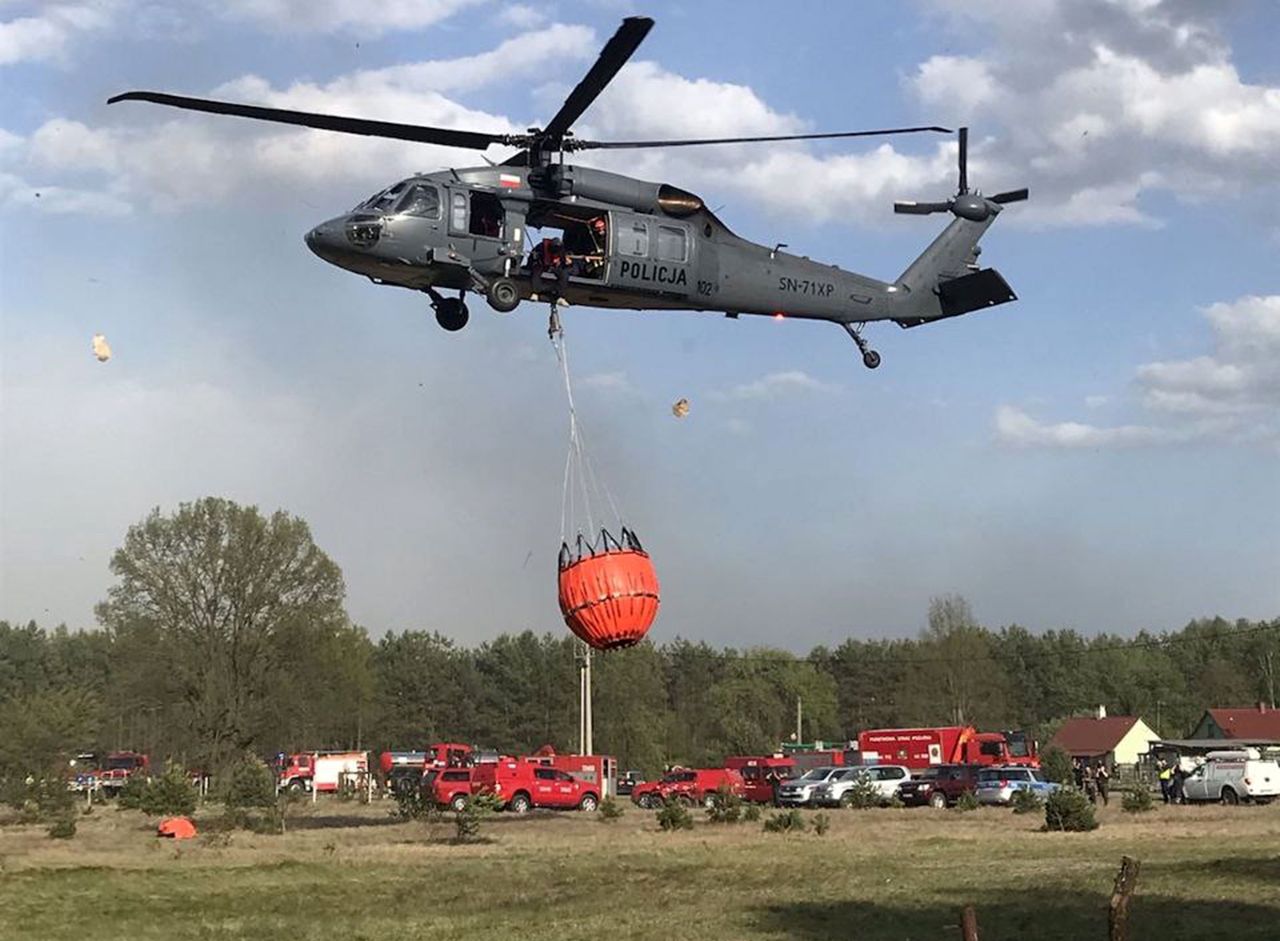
xmin=2 ymin=798 xmax=1278 ymax=940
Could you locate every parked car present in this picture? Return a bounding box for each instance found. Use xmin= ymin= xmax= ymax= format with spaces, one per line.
xmin=775 ymin=766 xmax=843 ymax=806
xmin=616 ymin=770 xmax=644 ymax=797
xmin=897 ymin=764 xmax=983 ymax=808
xmin=630 ymin=768 xmax=744 ymax=809
xmin=1180 ymin=751 xmax=1280 ymax=805
xmin=974 ymin=766 xmax=1059 ymax=805
xmin=813 ymin=765 xmax=911 ymax=807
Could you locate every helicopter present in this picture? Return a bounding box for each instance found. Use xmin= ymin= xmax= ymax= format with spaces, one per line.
xmin=108 ymin=16 xmax=1027 ymax=369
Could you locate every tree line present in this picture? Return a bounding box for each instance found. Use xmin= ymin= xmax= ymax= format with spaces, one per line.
xmin=2 ymin=498 xmax=1276 ymax=782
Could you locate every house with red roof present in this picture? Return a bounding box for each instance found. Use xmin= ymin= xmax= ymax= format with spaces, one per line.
xmin=1189 ymin=704 xmax=1280 ymax=743
xmin=1049 ymin=710 xmax=1159 ymax=767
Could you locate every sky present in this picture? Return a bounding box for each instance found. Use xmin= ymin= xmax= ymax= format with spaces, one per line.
xmin=1 ymin=0 xmax=1277 ymax=650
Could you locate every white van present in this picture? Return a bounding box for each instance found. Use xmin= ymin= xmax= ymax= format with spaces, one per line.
xmin=1180 ymin=749 xmax=1280 ymax=805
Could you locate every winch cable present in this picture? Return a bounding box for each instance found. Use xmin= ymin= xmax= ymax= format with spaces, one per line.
xmin=551 ymin=326 xmax=623 ymax=549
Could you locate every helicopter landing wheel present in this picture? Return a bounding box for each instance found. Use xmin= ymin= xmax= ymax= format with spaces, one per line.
xmin=486 ymin=277 xmax=520 ymax=313
xmin=842 ymin=322 xmax=881 ymax=369
xmin=435 ymin=298 xmax=469 ymax=332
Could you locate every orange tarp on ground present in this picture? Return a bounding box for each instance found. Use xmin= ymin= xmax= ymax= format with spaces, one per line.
xmin=157 ymin=816 xmax=197 ymax=839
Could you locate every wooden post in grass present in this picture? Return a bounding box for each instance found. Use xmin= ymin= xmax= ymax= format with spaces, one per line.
xmin=1108 ymin=855 xmax=1141 ymax=941
xmin=960 ymin=905 xmax=980 ymax=941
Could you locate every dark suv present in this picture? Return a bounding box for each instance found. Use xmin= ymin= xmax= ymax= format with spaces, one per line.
xmin=897 ymin=764 xmax=983 ymax=808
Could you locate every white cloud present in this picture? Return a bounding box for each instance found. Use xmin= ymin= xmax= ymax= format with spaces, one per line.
xmin=0 ymin=1 xmax=115 ymax=65
xmin=996 ymin=295 xmax=1280 ymax=449
xmin=910 ymin=1 xmax=1280 ymax=225
xmin=497 ymin=4 xmax=545 ymax=29
xmin=0 ymin=171 xmax=131 ymax=214
xmin=579 ymin=371 xmax=632 ymax=393
xmin=3 ymin=26 xmax=595 ymax=212
xmin=1084 ymin=394 xmax=1108 ymax=409
xmin=714 ymin=370 xmax=840 ymax=402
xmin=218 ymin=0 xmax=485 ymax=34
xmin=1137 ymin=295 xmax=1280 ymax=418
xmin=994 ymin=404 xmax=1182 ymax=448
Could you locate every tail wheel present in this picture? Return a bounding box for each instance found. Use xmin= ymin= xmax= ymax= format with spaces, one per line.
xmin=449 ymin=793 xmax=469 ymax=813
xmin=508 ymin=793 xmax=531 ymax=815
xmin=579 ymin=793 xmax=599 ymax=812
xmin=862 ymin=350 xmax=881 ymax=370
xmin=486 ymin=277 xmax=521 ymax=313
xmin=1221 ymin=787 xmax=1239 ymax=806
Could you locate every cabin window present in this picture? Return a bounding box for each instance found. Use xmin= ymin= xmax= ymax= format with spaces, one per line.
xmin=451 ymin=191 xmax=467 ymax=231
xmin=656 ymin=225 xmax=688 ymax=263
xmin=619 ymin=221 xmax=649 ymax=257
xmin=397 ymin=184 xmax=440 ymax=219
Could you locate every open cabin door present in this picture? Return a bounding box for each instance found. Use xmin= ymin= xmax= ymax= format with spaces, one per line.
xmin=608 ymin=213 xmax=693 ymax=298
xmin=446 ymin=186 xmax=515 ymax=273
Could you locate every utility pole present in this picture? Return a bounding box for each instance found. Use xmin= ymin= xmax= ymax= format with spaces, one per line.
xmin=578 ymin=642 xmax=594 ymax=756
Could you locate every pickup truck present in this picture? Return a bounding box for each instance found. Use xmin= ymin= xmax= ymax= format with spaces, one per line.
xmin=897 ymin=764 xmax=983 ymax=808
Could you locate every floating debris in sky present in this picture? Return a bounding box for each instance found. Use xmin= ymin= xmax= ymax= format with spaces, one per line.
xmin=92 ymin=333 xmax=112 ymax=362
xmin=671 ymin=398 xmax=690 ymax=419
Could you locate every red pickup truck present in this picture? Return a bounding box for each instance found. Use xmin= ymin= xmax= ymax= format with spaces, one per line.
xmin=423 ymin=767 xmax=481 ymax=811
xmin=474 ymin=759 xmax=600 ymax=813
xmin=630 ymin=768 xmax=745 ymax=809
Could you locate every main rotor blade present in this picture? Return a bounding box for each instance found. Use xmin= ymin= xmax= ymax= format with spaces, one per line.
xmin=571 ymin=125 xmax=951 ymax=151
xmin=894 ymin=200 xmax=952 ymax=215
xmin=991 ymin=187 xmax=1029 ymax=204
xmin=540 ymin=16 xmax=653 ymax=142
xmin=957 ymin=126 xmax=968 ymax=194
xmin=107 ymin=91 xmax=508 ymax=151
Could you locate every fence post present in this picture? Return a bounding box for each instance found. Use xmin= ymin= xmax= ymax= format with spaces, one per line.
xmin=960 ymin=905 xmax=980 ymax=941
xmin=1108 ymin=855 xmax=1141 ymax=941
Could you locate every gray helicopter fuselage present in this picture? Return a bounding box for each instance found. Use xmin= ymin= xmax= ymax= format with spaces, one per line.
xmin=303 ymin=164 xmax=1000 ymax=329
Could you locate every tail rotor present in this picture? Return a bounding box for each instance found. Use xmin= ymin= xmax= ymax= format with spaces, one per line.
xmin=893 ymin=127 xmax=1027 ymax=221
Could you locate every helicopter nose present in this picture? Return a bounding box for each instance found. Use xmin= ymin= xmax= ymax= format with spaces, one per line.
xmin=304 ymin=220 xmax=342 ymax=261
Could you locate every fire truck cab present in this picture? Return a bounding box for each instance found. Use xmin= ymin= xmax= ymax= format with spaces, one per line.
xmin=725 ymin=755 xmax=797 ymax=803
xmin=98 ymin=751 xmax=150 ymax=795
xmin=277 ymin=751 xmax=369 ymax=793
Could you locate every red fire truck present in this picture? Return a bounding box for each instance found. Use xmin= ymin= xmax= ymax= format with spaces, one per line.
xmin=521 ymin=747 xmax=618 ymax=798
xmin=474 ymin=758 xmax=601 ymax=813
xmin=380 ymin=744 xmax=476 ymax=794
xmin=276 ymin=751 xmax=369 ymax=793
xmin=98 ymin=751 xmax=150 ymax=795
xmin=857 ymin=727 xmax=1037 ymax=770
xmin=724 ymin=756 xmax=797 ymax=803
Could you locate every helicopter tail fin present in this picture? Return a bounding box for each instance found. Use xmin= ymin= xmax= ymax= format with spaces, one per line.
xmin=890 ymin=213 xmax=1016 ymax=328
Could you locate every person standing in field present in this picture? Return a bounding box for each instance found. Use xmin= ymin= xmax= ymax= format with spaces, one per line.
xmin=1157 ymin=757 xmax=1173 ymax=804
xmin=1095 ymin=762 xmax=1110 ymax=807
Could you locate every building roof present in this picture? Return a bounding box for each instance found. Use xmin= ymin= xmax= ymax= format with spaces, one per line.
xmin=1206 ymin=707 xmax=1280 ymax=740
xmin=1049 ymin=716 xmax=1142 ymax=756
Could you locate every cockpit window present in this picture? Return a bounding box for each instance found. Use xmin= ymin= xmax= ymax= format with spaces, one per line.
xmin=396 ymin=184 xmax=440 ymax=219
xmin=358 ymin=181 xmax=410 ymax=213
